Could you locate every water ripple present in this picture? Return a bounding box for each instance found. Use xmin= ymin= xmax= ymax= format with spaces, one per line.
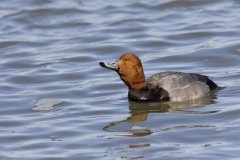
xmin=0 ymin=0 xmax=240 ymax=160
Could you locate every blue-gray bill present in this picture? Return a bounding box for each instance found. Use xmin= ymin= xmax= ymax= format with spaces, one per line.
xmin=99 ymin=61 xmax=119 ymax=71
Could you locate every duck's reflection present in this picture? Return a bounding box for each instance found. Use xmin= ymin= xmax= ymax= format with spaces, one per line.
xmin=129 ymin=97 xmax=217 ymax=115
xmin=103 ymin=93 xmax=219 ymax=137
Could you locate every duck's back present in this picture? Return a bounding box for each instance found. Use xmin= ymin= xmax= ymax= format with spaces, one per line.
xmin=147 ymin=72 xmax=218 ymax=101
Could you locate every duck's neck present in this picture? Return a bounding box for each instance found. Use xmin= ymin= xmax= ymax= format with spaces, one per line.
xmin=120 ymin=75 xmax=146 ymax=90
xmin=130 ymin=80 xmax=147 ymax=90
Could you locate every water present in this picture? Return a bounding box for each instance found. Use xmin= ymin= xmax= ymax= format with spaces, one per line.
xmin=0 ymin=0 xmax=240 ymax=159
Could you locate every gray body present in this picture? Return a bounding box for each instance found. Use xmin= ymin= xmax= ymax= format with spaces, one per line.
xmin=147 ymin=72 xmax=217 ymax=101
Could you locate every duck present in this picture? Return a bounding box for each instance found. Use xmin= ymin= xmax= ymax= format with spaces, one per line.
xmin=99 ymin=53 xmax=219 ymax=102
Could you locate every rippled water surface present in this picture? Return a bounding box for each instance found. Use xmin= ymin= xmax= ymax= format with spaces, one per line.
xmin=0 ymin=0 xmax=240 ymax=159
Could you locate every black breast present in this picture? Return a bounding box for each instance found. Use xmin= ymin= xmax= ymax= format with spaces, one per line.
xmin=128 ymin=86 xmax=170 ymax=102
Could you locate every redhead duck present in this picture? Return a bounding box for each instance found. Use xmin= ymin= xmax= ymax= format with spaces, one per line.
xmin=99 ymin=53 xmax=219 ymax=102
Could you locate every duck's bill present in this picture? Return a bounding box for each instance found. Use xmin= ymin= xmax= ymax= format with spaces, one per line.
xmin=99 ymin=61 xmax=119 ymax=71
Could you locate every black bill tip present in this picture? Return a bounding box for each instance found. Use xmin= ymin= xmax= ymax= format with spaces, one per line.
xmin=99 ymin=62 xmax=105 ymax=67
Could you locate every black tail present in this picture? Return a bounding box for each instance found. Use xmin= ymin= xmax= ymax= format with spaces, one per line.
xmin=190 ymin=73 xmax=220 ymax=90
xmin=206 ymin=78 xmax=219 ymax=90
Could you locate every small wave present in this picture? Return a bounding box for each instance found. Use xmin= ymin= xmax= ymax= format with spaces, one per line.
xmin=32 ymin=98 xmax=63 ymax=111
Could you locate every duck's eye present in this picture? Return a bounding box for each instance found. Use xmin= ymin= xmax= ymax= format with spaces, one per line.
xmin=111 ymin=62 xmax=116 ymax=65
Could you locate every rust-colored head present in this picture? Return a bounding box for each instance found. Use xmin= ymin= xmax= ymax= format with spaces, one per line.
xmin=99 ymin=53 xmax=146 ymax=90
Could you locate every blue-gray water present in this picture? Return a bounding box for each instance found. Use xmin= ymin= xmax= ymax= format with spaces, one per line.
xmin=0 ymin=0 xmax=240 ymax=160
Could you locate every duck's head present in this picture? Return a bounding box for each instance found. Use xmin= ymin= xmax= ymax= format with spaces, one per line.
xmin=99 ymin=53 xmax=146 ymax=90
